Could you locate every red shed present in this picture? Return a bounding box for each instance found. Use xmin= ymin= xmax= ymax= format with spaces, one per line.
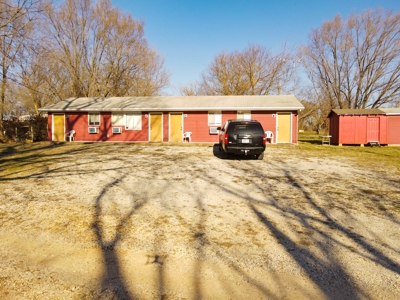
xmin=39 ymin=95 xmax=304 ymax=144
xmin=380 ymin=108 xmax=400 ymax=145
xmin=328 ymin=109 xmax=393 ymax=146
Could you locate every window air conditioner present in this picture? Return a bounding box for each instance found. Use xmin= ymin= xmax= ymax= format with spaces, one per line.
xmin=88 ymin=127 xmax=98 ymax=134
xmin=112 ymin=127 xmax=122 ymax=134
xmin=209 ymin=127 xmax=219 ymax=134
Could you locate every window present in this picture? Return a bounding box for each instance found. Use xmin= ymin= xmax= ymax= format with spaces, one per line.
xmin=89 ymin=113 xmax=100 ymax=126
xmin=208 ymin=111 xmax=222 ymax=125
xmin=237 ymin=111 xmax=251 ymax=120
xmin=112 ymin=113 xmax=124 ymax=126
xmin=126 ymin=113 xmax=142 ymax=130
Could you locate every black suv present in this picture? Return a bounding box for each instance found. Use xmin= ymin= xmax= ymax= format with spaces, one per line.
xmin=218 ymin=120 xmax=266 ymax=160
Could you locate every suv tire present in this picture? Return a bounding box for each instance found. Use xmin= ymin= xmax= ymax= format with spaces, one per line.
xmin=256 ymin=152 xmax=264 ymax=160
xmin=221 ymin=149 xmax=229 ymax=159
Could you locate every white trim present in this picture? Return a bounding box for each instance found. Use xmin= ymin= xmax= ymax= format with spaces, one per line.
xmin=237 ymin=110 xmax=251 ymax=120
xmin=88 ymin=112 xmax=100 ymax=126
xmin=52 ymin=113 xmax=65 ymax=141
xmin=111 ymin=112 xmax=125 ymax=126
xmin=208 ymin=111 xmax=222 ymax=126
xmin=125 ymin=112 xmax=142 ymax=130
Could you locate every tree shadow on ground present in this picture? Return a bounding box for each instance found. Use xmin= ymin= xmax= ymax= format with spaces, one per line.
xmin=91 ymin=173 xmax=143 ymax=300
xmin=5 ymin=144 xmax=399 ymax=299
xmin=0 ymin=142 xmax=144 ymax=181
xmin=87 ymin=148 xmax=399 ymax=299
xmin=222 ymin=158 xmax=400 ymax=299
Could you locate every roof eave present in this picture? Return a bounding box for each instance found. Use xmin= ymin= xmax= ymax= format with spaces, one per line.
xmin=40 ymin=106 xmax=304 ymax=112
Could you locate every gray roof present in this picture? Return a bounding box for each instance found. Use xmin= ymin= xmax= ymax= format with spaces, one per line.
xmin=39 ymin=95 xmax=304 ymax=112
xmin=379 ymin=108 xmax=400 ymax=115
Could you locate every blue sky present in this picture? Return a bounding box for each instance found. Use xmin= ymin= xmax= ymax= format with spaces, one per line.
xmin=111 ymin=0 xmax=400 ymax=95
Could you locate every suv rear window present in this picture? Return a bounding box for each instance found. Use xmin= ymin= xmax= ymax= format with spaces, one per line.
xmin=230 ymin=123 xmax=263 ymax=133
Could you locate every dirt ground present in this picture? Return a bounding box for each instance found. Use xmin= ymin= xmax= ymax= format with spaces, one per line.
xmin=0 ymin=143 xmax=399 ymax=300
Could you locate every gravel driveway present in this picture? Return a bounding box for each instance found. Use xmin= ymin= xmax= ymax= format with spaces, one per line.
xmin=0 ymin=143 xmax=399 ymax=299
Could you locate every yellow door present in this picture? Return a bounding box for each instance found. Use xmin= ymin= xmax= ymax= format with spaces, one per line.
xmin=277 ymin=113 xmax=291 ymax=143
xmin=53 ymin=114 xmax=65 ymax=141
xmin=150 ymin=113 xmax=163 ymax=142
xmin=170 ymin=113 xmax=183 ymax=142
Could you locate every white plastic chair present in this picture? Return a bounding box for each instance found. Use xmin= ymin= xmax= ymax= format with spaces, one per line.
xmin=265 ymin=131 xmax=274 ymax=144
xmin=66 ymin=130 xmax=76 ymax=142
xmin=183 ymin=132 xmax=192 ymax=142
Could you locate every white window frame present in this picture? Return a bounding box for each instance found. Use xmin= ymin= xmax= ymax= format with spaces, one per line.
xmin=208 ymin=111 xmax=222 ymax=126
xmin=125 ymin=113 xmax=142 ymax=130
xmin=88 ymin=112 xmax=100 ymax=126
xmin=237 ymin=111 xmax=251 ymax=120
xmin=112 ymin=113 xmax=125 ymax=126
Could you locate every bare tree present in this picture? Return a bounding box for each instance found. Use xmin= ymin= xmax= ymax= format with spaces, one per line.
xmin=202 ymin=51 xmax=249 ymax=95
xmin=0 ymin=0 xmax=45 ymax=131
xmin=297 ymin=88 xmax=330 ymax=134
xmin=17 ymin=40 xmax=54 ymax=114
xmin=299 ymin=8 xmax=400 ymax=109
xmin=179 ymin=81 xmax=203 ymax=96
xmin=186 ymin=44 xmax=294 ymax=96
xmin=239 ymin=44 xmax=293 ymax=95
xmin=43 ymin=0 xmax=169 ymax=99
xmin=0 ymin=0 xmax=43 ymax=35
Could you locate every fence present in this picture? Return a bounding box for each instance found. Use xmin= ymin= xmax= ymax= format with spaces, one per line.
xmin=1 ymin=116 xmax=47 ymax=142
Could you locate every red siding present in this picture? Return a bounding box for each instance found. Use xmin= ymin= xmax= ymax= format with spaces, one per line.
xmin=356 ymin=116 xmax=367 ymax=143
xmin=63 ymin=112 xmax=148 ymax=142
xmin=108 ymin=113 xmax=148 ymax=142
xmin=291 ymin=112 xmax=298 ymax=143
xmin=252 ymin=111 xmax=276 ymax=132
xmin=48 ymin=110 xmax=300 ymax=143
xmin=387 ymin=116 xmax=400 ymax=144
xmin=182 ymin=111 xmax=284 ymax=143
xmin=338 ymin=115 xmax=367 ymax=144
xmin=254 ymin=111 xmax=298 ymax=143
xmin=330 ymin=113 xmax=388 ymax=145
xmin=163 ymin=113 xmax=168 ymax=142
xmin=376 ymin=116 xmax=387 ymax=144
xmin=182 ymin=111 xmax=226 ymax=143
xmin=47 ymin=113 xmax=53 ymax=141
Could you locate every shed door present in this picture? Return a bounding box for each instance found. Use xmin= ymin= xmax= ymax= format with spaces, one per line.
xmin=150 ymin=113 xmax=163 ymax=142
xmin=277 ymin=113 xmax=291 ymax=143
xmin=170 ymin=113 xmax=183 ymax=142
xmin=53 ymin=114 xmax=65 ymax=141
xmin=367 ymin=117 xmax=380 ymax=142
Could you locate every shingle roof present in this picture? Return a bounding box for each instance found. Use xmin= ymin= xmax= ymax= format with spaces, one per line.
xmin=330 ymin=109 xmax=385 ymax=116
xmin=379 ymin=108 xmax=400 ymax=115
xmin=39 ymin=95 xmax=304 ymax=112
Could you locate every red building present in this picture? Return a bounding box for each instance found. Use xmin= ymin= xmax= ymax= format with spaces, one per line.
xmin=40 ymin=95 xmax=304 ymax=144
xmin=328 ymin=108 xmax=400 ymax=146
xmin=381 ymin=108 xmax=400 ymax=145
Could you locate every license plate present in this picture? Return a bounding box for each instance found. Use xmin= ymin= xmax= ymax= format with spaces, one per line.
xmin=241 ymin=139 xmax=249 ymax=143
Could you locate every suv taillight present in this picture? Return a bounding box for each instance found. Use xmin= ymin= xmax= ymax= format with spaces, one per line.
xmin=262 ymin=133 xmax=267 ymax=145
xmin=224 ymin=133 xmax=229 ymax=145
